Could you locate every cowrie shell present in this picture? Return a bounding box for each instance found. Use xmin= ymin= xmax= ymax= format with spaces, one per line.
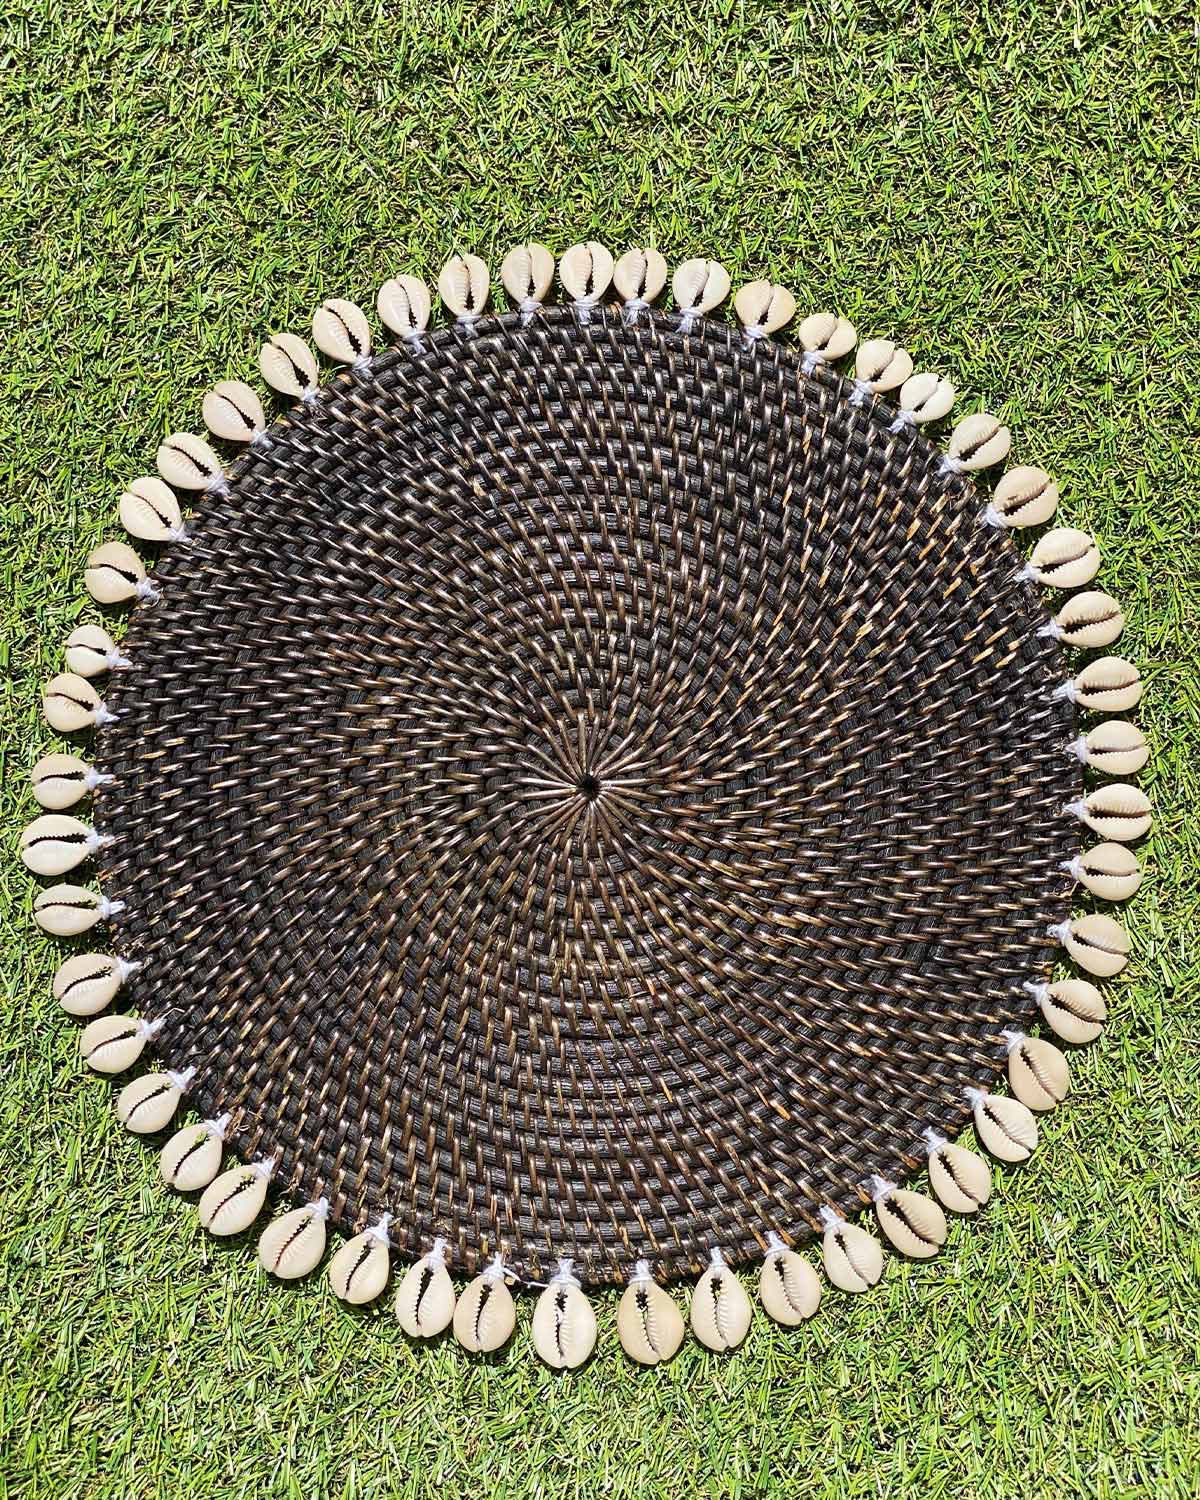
xmin=1060 ymin=912 xmax=1130 ymax=977
xmin=1078 ymin=783 xmax=1152 ymax=842
xmin=33 ymin=883 xmax=110 ymax=937
xmin=312 ymin=298 xmax=372 ymax=364
xmin=199 ymin=1165 xmax=270 ymax=1235
xmin=43 ymin=673 xmax=104 ymax=733
xmin=258 ymin=1204 xmax=328 ymax=1278
xmin=672 ymin=257 xmax=730 ymax=315
xmin=160 ymin=1122 xmax=223 ymax=1191
xmin=85 ymin=542 xmax=147 ymax=605
xmin=20 ymin=814 xmax=96 ymax=877
xmin=438 ymin=254 xmax=490 ymax=319
xmin=53 ymin=952 xmax=131 ymax=1016
xmin=898 ymin=371 xmax=955 ymax=423
xmin=116 ymin=1071 xmax=185 ymax=1133
xmin=119 ymin=476 xmax=184 ymax=544
xmin=798 ymin=312 xmax=857 ymax=361
xmin=689 ymin=1256 xmax=753 ymax=1352
xmin=202 ymin=380 xmax=266 ymax=443
xmin=1028 ymin=528 xmax=1101 ymax=589
xmin=559 ymin=242 xmax=615 ymax=306
xmin=395 ymin=1253 xmax=456 ymax=1338
xmin=156 ymin=433 xmax=223 ymax=491
xmin=854 ymin=338 xmax=913 ymax=393
xmin=1074 ymin=842 xmax=1142 ymax=901
xmin=1078 ymin=720 xmax=1148 ymax=776
xmin=377 ymin=275 xmax=432 ymax=341
xmin=500 ymin=242 xmax=555 ymax=307
xmin=991 ymin=464 xmax=1057 ymax=523
xmin=1073 ymin=656 xmax=1142 ymax=712
xmin=616 ymin=1271 xmax=685 ymax=1365
xmin=927 ymin=1141 xmax=992 ymax=1214
xmin=971 ymin=1091 xmax=1038 ymax=1162
xmin=1039 ymin=978 xmax=1107 ymax=1044
xmin=822 ymin=1217 xmax=884 ymax=1292
xmin=613 ymin=247 xmax=668 ymax=304
xmin=65 ymin=623 xmax=123 ymax=678
xmin=734 ymin=280 xmax=796 ymax=336
xmin=259 ymin=333 xmax=319 ymax=398
xmin=329 ymin=1227 xmax=391 ymax=1304
xmin=531 ymin=1279 xmax=597 ymax=1369
xmin=1008 ymin=1035 xmax=1070 ymax=1110
xmin=453 ymin=1270 xmax=516 ymax=1353
xmin=80 ymin=1014 xmax=149 ymax=1074
xmin=759 ymin=1245 xmax=820 ymax=1325
xmin=32 ymin=753 xmax=96 ymax=810
xmin=1053 ymin=590 xmax=1124 ymax=648
xmin=949 ymin=413 xmax=1012 ymax=472
xmin=873 ymin=1187 xmax=947 ymax=1258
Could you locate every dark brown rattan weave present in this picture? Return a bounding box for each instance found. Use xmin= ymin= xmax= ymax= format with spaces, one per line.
xmin=94 ymin=305 xmax=1081 ymax=1285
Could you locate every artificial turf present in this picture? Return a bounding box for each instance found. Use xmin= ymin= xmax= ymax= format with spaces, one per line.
xmin=2 ymin=2 xmax=1198 ymax=1496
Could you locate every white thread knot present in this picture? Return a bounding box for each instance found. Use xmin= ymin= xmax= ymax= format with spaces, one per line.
xmin=630 ymin=1258 xmax=653 ymax=1284
xmin=96 ymin=896 xmax=124 ymax=920
xmin=365 ymin=1213 xmax=393 ymax=1246
xmin=818 ymin=1204 xmax=845 ymax=1232
xmin=204 ymin=1112 xmax=232 ymax=1141
xmin=981 ymin=502 xmax=1005 ymax=525
xmin=85 ymin=768 xmax=115 ymax=789
xmin=1066 ymin=735 xmax=1089 ymax=762
xmin=765 ymin=1230 xmax=788 ymax=1254
xmin=93 ymin=704 xmax=119 ymax=727
xmin=115 ymin=957 xmax=142 ymax=982
xmin=424 ymin=1236 xmax=448 ymax=1267
xmin=1063 ymin=855 xmax=1086 ymax=880
xmin=708 ymin=1246 xmax=728 ymax=1270
xmin=1001 ymin=1028 xmax=1026 ymax=1055
xmin=964 ymin=1086 xmax=989 ymax=1108
xmin=1048 ymin=920 xmax=1073 ymax=944
xmin=550 ymin=1257 xmax=580 ymax=1287
xmin=483 ymin=1253 xmax=509 ymax=1283
xmin=922 ymin=1127 xmax=947 ymax=1154
xmin=134 ymin=579 xmax=161 ymax=603
xmin=1063 ymin=799 xmax=1089 ymax=821
xmin=1054 ymin=680 xmax=1079 ymax=704
xmin=167 ymin=1065 xmax=196 ymax=1091
xmin=868 ymin=1175 xmax=895 ymax=1204
xmin=308 ymin=1197 xmax=331 ymax=1220
xmin=137 ymin=1016 xmax=166 ymax=1040
xmin=622 ymin=296 xmax=649 ymax=325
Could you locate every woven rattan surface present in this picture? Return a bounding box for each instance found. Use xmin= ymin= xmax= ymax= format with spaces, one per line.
xmin=94 ymin=305 xmax=1080 ymax=1284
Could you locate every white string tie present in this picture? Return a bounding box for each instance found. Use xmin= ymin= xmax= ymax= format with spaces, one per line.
xmin=204 ymin=1112 xmax=232 ymax=1141
xmin=483 ymin=1253 xmax=510 ymax=1283
xmin=1048 ymin=920 xmax=1073 ymax=944
xmin=1054 ymin=680 xmax=1079 ymax=703
xmin=550 ymin=1257 xmax=581 ymax=1288
xmin=888 ymin=412 xmax=915 ymax=434
xmin=801 ymin=350 xmax=825 ymax=374
xmin=365 ymin=1213 xmax=393 ymax=1246
xmin=115 ymin=957 xmax=142 ymax=982
xmin=96 ymin=896 xmax=125 ymax=920
xmin=137 ymin=1016 xmax=166 ymax=1040
xmin=424 ymin=1236 xmax=448 ymax=1267
xmin=849 ymin=379 xmax=873 ymax=407
xmin=868 ymin=1175 xmax=895 ymax=1204
xmin=518 ymin=296 xmax=541 ymax=325
xmin=1063 ymin=799 xmax=1089 ymax=822
xmin=1023 ymin=980 xmax=1050 ymax=1003
xmin=1038 ymin=620 xmax=1064 ymax=640
xmin=629 ymin=1258 xmax=653 ymax=1284
xmin=817 ymin=1204 xmax=845 ymax=1232
xmin=85 ymin=830 xmax=114 ymax=854
xmin=622 ymin=296 xmax=649 ymax=325
xmin=134 ymin=579 xmax=161 ymax=603
xmin=93 ymin=704 xmax=120 ymax=726
xmin=765 ymin=1230 xmax=788 ymax=1254
xmin=922 ymin=1127 xmax=947 ymax=1155
xmin=981 ymin=502 xmax=1005 ymax=525
xmin=1063 ymin=855 xmax=1086 ymax=881
xmin=167 ymin=1065 xmax=196 ymax=1091
xmin=1001 ymin=1029 xmax=1026 ymax=1055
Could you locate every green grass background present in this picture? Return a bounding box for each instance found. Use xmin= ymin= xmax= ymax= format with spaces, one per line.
xmin=3 ymin=2 xmax=1198 ymax=1496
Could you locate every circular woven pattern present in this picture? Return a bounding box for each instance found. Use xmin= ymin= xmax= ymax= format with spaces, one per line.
xmin=96 ymin=306 xmax=1080 ymax=1284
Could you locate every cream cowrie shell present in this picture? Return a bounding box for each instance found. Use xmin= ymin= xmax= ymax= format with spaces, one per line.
xmin=798 ymin=312 xmax=857 ymax=361
xmin=734 ymin=280 xmax=796 ymax=336
xmin=20 ymin=814 xmax=97 ymax=877
xmin=258 ymin=1202 xmax=329 ymax=1278
xmin=871 ymin=1183 xmax=947 ymax=1259
xmin=394 ymin=1247 xmax=456 ymax=1338
xmin=613 ymin=246 xmax=668 ymax=304
xmin=1073 ymin=842 xmax=1142 ymax=902
xmin=156 ymin=433 xmax=224 ymax=491
xmin=689 ymin=1251 xmax=753 ymax=1352
xmin=898 ymin=371 xmax=955 ymax=423
xmin=199 ymin=1164 xmax=270 ymax=1236
xmin=990 ymin=464 xmax=1057 ymax=524
xmin=85 ymin=542 xmax=148 ymax=606
xmin=259 ymin=333 xmax=319 ymax=398
xmin=1076 ymin=783 xmax=1152 ymax=842
xmin=854 ymin=338 xmax=914 ymax=393
xmin=1052 ymin=590 xmax=1124 ymax=649
xmin=119 ymin=476 xmax=185 ymax=544
xmin=202 ymin=380 xmax=266 ymax=443
xmin=616 ymin=1266 xmax=685 ymax=1365
xmin=453 ymin=1265 xmax=516 ymax=1353
xmin=80 ymin=1014 xmax=153 ymax=1074
xmin=329 ymin=1221 xmax=392 ymax=1304
xmin=758 ymin=1242 xmax=820 ymax=1325
xmin=53 ymin=952 xmax=135 ymax=1016
xmin=926 ymin=1141 xmax=992 ymax=1215
xmin=970 ymin=1091 xmax=1038 ymax=1163
xmin=948 ymin=413 xmax=1011 ymax=472
xmin=1039 ymin=978 xmax=1107 ymax=1044
xmin=33 ymin=883 xmax=113 ymax=937
xmin=1028 ymin=528 xmax=1100 ymax=589
xmin=531 ymin=1272 xmax=597 ymax=1369
xmin=438 ymin=254 xmax=490 ymax=320
xmin=377 ymin=275 xmax=432 ymax=341
xmin=116 ymin=1070 xmax=188 ymax=1134
xmin=672 ymin=257 xmax=730 ymax=316
xmin=312 ymin=298 xmax=372 ymax=364
xmin=500 ymin=243 xmax=555 ymax=307
xmin=1076 ymin=720 xmax=1148 ymax=776
xmin=43 ymin=673 xmax=105 ymax=733
xmin=65 ymin=623 xmax=125 ymax=678
xmin=1057 ymin=912 xmax=1131 ymax=977
xmin=31 ymin=753 xmax=97 ymax=810
xmin=1072 ymin=656 xmax=1142 ymax=712
xmin=1006 ymin=1034 xmax=1070 ymax=1111
xmin=821 ymin=1214 xmax=884 ymax=1292
xmin=160 ymin=1121 xmax=226 ymax=1191
xmin=558 ymin=242 xmax=615 ymax=306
